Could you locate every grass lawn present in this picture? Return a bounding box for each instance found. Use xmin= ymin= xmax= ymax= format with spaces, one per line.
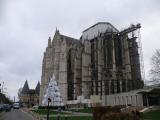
xmin=70 ymin=108 xmax=93 ymax=113
xmin=143 ymin=110 xmax=160 ymax=120
xmin=50 ymin=116 xmax=93 ymax=120
xmin=32 ymin=109 xmax=68 ymax=115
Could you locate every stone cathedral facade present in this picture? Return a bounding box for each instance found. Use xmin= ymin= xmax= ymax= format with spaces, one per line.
xmin=40 ymin=22 xmax=144 ymax=105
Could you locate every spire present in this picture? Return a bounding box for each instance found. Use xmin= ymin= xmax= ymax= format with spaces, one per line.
xmin=35 ymin=82 xmax=40 ymax=94
xmin=56 ymin=27 xmax=59 ymax=33
xmin=55 ymin=28 xmax=60 ymax=36
xmin=52 ymin=28 xmax=61 ymax=44
xmin=48 ymin=37 xmax=52 ymax=47
xmin=22 ymin=80 xmax=29 ymax=94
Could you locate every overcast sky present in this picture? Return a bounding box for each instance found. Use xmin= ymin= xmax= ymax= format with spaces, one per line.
xmin=0 ymin=0 xmax=160 ymax=101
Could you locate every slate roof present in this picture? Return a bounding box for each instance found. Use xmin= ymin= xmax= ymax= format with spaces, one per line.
xmin=82 ymin=22 xmax=119 ymax=40
xmin=83 ymin=22 xmax=119 ymax=33
xmin=21 ymin=80 xmax=29 ymax=94
xmin=29 ymin=89 xmax=36 ymax=94
xmin=35 ymin=82 xmax=40 ymax=94
xmin=60 ymin=34 xmax=81 ymax=46
xmin=21 ymin=80 xmax=40 ymax=95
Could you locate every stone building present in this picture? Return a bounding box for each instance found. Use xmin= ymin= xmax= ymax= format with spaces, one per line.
xmin=19 ymin=80 xmax=40 ymax=107
xmin=40 ymin=22 xmax=144 ymax=105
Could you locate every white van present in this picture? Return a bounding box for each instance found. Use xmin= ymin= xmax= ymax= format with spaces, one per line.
xmin=13 ymin=103 xmax=20 ymax=109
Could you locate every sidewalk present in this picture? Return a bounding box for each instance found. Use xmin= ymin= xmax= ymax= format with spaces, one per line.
xmin=0 ymin=111 xmax=5 ymax=119
xmin=22 ymin=108 xmax=45 ymax=120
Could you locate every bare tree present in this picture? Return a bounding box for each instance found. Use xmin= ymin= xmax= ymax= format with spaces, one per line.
xmin=149 ymin=49 xmax=160 ymax=84
xmin=18 ymin=88 xmax=22 ymax=100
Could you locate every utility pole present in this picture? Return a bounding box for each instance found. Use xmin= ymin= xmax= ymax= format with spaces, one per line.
xmin=0 ymin=83 xmax=1 ymax=93
xmin=0 ymin=83 xmax=1 ymax=104
xmin=47 ymin=98 xmax=51 ymax=120
xmin=14 ymin=96 xmax=15 ymax=103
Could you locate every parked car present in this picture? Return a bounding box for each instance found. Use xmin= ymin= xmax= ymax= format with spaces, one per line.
xmin=13 ymin=103 xmax=20 ymax=109
xmin=3 ymin=104 xmax=11 ymax=112
xmin=0 ymin=104 xmax=4 ymax=111
xmin=32 ymin=105 xmax=39 ymax=110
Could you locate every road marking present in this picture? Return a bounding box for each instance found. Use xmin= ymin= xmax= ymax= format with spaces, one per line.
xmin=20 ymin=109 xmax=35 ymax=120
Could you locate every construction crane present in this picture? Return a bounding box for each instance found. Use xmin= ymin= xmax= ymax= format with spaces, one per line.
xmin=118 ymin=23 xmax=141 ymax=35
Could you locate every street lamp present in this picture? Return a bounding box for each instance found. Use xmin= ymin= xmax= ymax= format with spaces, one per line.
xmin=47 ymin=98 xmax=51 ymax=120
xmin=0 ymin=83 xmax=1 ymax=93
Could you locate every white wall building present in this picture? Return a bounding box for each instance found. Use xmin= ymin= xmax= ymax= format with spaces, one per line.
xmin=102 ymin=85 xmax=160 ymax=107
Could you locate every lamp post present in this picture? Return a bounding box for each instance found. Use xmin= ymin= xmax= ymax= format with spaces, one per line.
xmin=0 ymin=83 xmax=1 ymax=93
xmin=47 ymin=98 xmax=51 ymax=120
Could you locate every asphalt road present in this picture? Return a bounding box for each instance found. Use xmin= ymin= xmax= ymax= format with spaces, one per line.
xmin=0 ymin=109 xmax=34 ymax=120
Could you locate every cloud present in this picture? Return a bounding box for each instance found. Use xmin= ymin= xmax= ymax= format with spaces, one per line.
xmin=0 ymin=0 xmax=160 ymax=101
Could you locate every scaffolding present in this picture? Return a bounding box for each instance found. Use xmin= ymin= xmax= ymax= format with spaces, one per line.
xmin=89 ymin=23 xmax=145 ymax=96
xmin=119 ymin=24 xmax=145 ymax=82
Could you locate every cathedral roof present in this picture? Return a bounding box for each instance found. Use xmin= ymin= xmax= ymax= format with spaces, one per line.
xmin=61 ymin=34 xmax=81 ymax=46
xmin=51 ymin=29 xmax=81 ymax=47
xmin=82 ymin=22 xmax=119 ymax=40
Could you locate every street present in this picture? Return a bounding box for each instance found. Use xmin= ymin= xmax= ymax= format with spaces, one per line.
xmin=0 ymin=109 xmax=34 ymax=120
